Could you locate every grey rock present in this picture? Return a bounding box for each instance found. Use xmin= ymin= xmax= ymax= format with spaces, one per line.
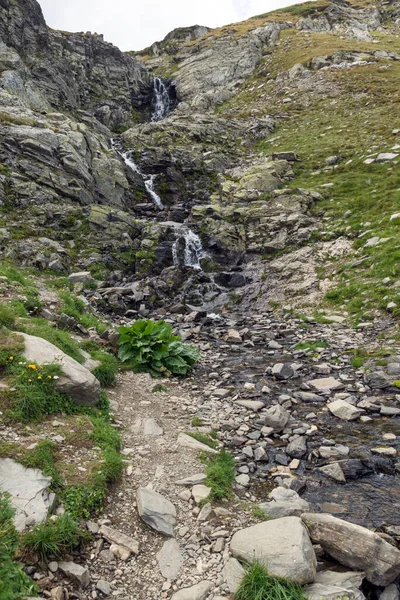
xmin=136 ymin=487 xmax=177 ymax=536
xmin=0 ymin=458 xmax=53 ymax=532
xmin=230 ymin=517 xmax=317 ymax=584
xmin=380 ymin=584 xmax=400 ymax=600
xmin=21 ymin=333 xmax=100 ymax=406
xmin=68 ymin=271 xmax=93 ymax=284
xmin=264 ymin=404 xmax=290 ymax=432
xmin=157 ymin=539 xmax=184 ymax=580
xmin=177 ymin=433 xmax=217 ymax=454
xmin=175 ymin=473 xmax=207 ymax=486
xmin=58 ymin=562 xmax=90 ymax=588
xmin=96 ymin=580 xmax=111 ymax=596
xmin=319 ymin=463 xmax=346 ymax=482
xmin=272 ymin=362 xmax=295 ymax=380
xmin=192 ymin=484 xmax=211 ymax=504
xmin=223 ymin=557 xmax=245 ymax=593
xmin=143 ymin=418 xmax=163 ymax=436
xmin=364 ymin=371 xmax=391 ymax=389
xmin=301 ymin=513 xmax=400 ymax=586
xmin=327 ymin=399 xmax=362 ymax=421
xmin=171 ymin=580 xmax=213 ymax=600
xmin=309 ymin=377 xmax=344 ymax=391
xmin=99 ymin=525 xmax=139 ymax=555
xmin=286 ymin=436 xmax=307 ymax=458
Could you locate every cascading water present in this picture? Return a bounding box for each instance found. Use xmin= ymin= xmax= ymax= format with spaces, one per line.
xmin=111 ymin=139 xmax=164 ymax=210
xmin=172 ymin=227 xmax=206 ymax=270
xmin=151 ymin=77 xmax=171 ymax=122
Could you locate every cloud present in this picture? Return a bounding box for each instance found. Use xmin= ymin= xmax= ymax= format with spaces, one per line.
xmin=39 ymin=0 xmax=307 ymax=51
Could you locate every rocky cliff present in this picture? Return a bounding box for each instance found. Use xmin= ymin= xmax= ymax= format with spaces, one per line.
xmin=1 ymin=0 xmax=400 ymax=320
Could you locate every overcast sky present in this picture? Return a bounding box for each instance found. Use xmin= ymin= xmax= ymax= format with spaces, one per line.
xmin=39 ymin=0 xmax=306 ymax=52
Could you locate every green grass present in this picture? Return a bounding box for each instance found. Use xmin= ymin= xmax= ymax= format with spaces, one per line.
xmin=191 ymin=416 xmax=205 ymax=427
xmin=0 ymin=493 xmax=38 ymax=600
xmin=202 ymin=449 xmax=236 ymax=501
xmin=59 ymin=291 xmax=107 ymax=334
xmin=236 ymin=561 xmax=306 ymax=600
xmin=152 ymin=383 xmax=168 ymax=393
xmin=294 ymin=340 xmax=329 ymax=351
xmin=22 ymin=440 xmax=63 ymax=489
xmin=251 ymin=507 xmax=273 ymax=521
xmin=21 ymin=317 xmax=84 ymax=363
xmin=20 ymin=513 xmax=87 ymax=561
xmin=91 ymin=350 xmax=118 ymax=387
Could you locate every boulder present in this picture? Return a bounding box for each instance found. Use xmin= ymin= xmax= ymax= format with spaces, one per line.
xmin=259 ymin=487 xmax=312 ymax=518
xmin=58 ymin=561 xmax=90 ymax=588
xmin=286 ymin=436 xmax=307 ymax=458
xmin=21 ymin=333 xmax=100 ymax=406
xmin=136 ymin=487 xmax=177 ymax=536
xmin=230 ymin=516 xmax=317 ymax=584
xmin=0 ymin=458 xmax=54 ymax=532
xmin=305 ymin=570 xmax=365 ymax=600
xmin=301 ymin=513 xmax=400 ymax=586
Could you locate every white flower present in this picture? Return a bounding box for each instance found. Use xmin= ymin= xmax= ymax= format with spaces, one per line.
xmin=53 ymin=375 xmax=59 ymax=380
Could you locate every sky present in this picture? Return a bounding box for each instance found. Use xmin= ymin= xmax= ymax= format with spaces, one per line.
xmin=39 ymin=0 xmax=307 ymax=52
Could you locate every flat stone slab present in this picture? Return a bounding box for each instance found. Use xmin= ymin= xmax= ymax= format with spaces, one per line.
xmin=223 ymin=557 xmax=245 ymax=593
xmin=58 ymin=561 xmax=90 ymax=588
xmin=230 ymin=516 xmax=317 ymax=584
xmin=308 ymin=377 xmax=344 ymax=391
xmin=235 ymin=400 xmax=265 ymax=411
xmin=171 ymin=581 xmax=213 ymax=600
xmin=143 ymin=418 xmax=163 ymax=436
xmin=137 ymin=487 xmax=176 ymax=536
xmin=0 ymin=458 xmax=53 ymax=531
xmin=175 ymin=473 xmax=206 ymax=486
xmin=157 ymin=539 xmax=184 ymax=580
xmin=301 ymin=513 xmax=400 ymax=586
xmin=327 ymin=399 xmax=362 ymax=421
xmin=99 ymin=525 xmax=139 ymax=555
xmin=177 ymin=433 xmax=217 ymax=454
xmin=192 ymin=484 xmax=211 ymax=504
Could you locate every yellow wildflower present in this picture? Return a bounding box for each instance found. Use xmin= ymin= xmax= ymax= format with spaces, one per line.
xmin=37 ymin=376 xmax=42 ymax=380
xmin=27 ymin=364 xmax=37 ymax=370
xmin=47 ymin=375 xmax=52 ymax=379
xmin=28 ymin=378 xmax=32 ymax=383
xmin=9 ymin=356 xmax=13 ymax=360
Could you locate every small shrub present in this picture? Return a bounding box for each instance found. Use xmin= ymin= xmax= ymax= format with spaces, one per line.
xmin=202 ymin=449 xmax=235 ymax=501
xmin=118 ymin=319 xmax=200 ymax=377
xmin=0 ymin=493 xmax=37 ymax=599
xmin=191 ymin=416 xmax=204 ymax=427
xmin=152 ymin=383 xmax=168 ymax=393
xmin=91 ymin=417 xmax=121 ymax=451
xmin=22 ymin=440 xmax=63 ymax=489
xmin=21 ymin=513 xmax=86 ymax=560
xmin=63 ymin=483 xmax=105 ymax=520
xmin=235 ymin=561 xmax=306 ymax=600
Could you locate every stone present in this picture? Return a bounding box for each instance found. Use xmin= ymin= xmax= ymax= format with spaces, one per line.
xmin=305 ymin=570 xmax=366 ymax=600
xmin=371 ymin=447 xmax=397 ymax=458
xmin=327 ymin=399 xmax=362 ymax=421
xmin=175 ymin=473 xmax=207 ymax=486
xmin=380 ymin=584 xmax=400 ymax=600
xmin=258 ymin=494 xmax=311 ymax=518
xmin=376 ymin=153 xmax=399 ymax=162
xmin=226 ymin=329 xmax=242 ymax=343
xmin=21 ymin=333 xmax=100 ymax=406
xmin=223 ymin=557 xmax=245 ymax=593
xmin=286 ymin=436 xmax=307 ymax=458
xmin=99 ymin=525 xmax=139 ymax=555
xmin=96 ymin=580 xmax=111 ymax=596
xmin=171 ymin=580 xmax=213 ymax=600
xmin=136 ymin=488 xmax=177 ymax=536
xmin=143 ymin=418 xmax=163 ymax=436
xmin=364 ymin=371 xmax=391 ymax=389
xmin=309 ymin=378 xmax=344 ymax=391
xmin=230 ymin=517 xmax=317 ymax=584
xmin=192 ymin=484 xmax=211 ymax=504
xmin=235 ymin=400 xmax=265 ymax=411
xmin=272 ymin=363 xmax=295 ymax=380
xmin=177 ymin=433 xmax=217 ymax=454
xmin=319 ymin=463 xmax=346 ymax=482
xmin=0 ymin=459 xmax=53 ymax=532
xmin=58 ymin=562 xmax=90 ymax=588
xmin=301 ymin=513 xmax=400 ymax=586
xmin=264 ymin=404 xmax=290 ymax=432
xmin=68 ymin=271 xmax=93 ymax=283
xmin=157 ymin=539 xmax=184 ymax=580
xmin=235 ymin=473 xmax=250 ymax=486
xmin=381 ymin=406 xmax=400 ymax=417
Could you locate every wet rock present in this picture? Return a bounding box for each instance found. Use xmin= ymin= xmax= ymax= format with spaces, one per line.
xmin=301 ymin=513 xmax=400 ymax=586
xmin=171 ymin=580 xmax=213 ymax=600
xmin=327 ymin=399 xmax=362 ymax=421
xmin=157 ymin=539 xmax=184 ymax=580
xmin=230 ymin=517 xmax=317 ymax=584
xmin=58 ymin=562 xmax=90 ymax=588
xmin=272 ymin=363 xmax=295 ymax=380
xmin=286 ymin=436 xmax=307 ymax=458
xmin=0 ymin=459 xmax=53 ymax=532
xmin=259 ymin=487 xmax=311 ymax=518
xmin=136 ymin=487 xmax=177 ymax=536
xmin=364 ymin=371 xmax=391 ymax=389
xmin=264 ymin=404 xmax=290 ymax=432
xmin=372 ymin=447 xmax=397 ymax=458
xmin=318 ymin=463 xmax=346 ymax=482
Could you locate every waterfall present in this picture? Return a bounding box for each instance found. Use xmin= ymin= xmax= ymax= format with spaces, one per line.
xmin=172 ymin=227 xmax=206 ymax=270
xmin=111 ymin=140 xmax=164 ymax=210
xmin=151 ymin=77 xmax=171 ymax=122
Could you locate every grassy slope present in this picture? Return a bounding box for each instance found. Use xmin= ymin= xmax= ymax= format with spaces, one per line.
xmin=216 ymin=23 xmax=400 ymax=325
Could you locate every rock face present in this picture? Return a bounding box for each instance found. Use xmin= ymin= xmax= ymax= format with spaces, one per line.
xmin=230 ymin=517 xmax=317 ymax=584
xmin=302 ymin=513 xmax=400 ymax=586
xmin=0 ymin=458 xmax=53 ymax=531
xmin=136 ymin=487 xmax=177 ymax=536
xmin=21 ymin=333 xmax=100 ymax=406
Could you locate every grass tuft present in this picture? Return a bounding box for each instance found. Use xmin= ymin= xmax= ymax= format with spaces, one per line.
xmin=20 ymin=513 xmax=87 ymax=561
xmin=202 ymin=449 xmax=236 ymax=501
xmin=235 ymin=561 xmax=306 ymax=600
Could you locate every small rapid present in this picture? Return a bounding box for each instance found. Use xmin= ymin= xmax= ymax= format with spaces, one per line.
xmin=151 ymin=77 xmax=172 ymax=122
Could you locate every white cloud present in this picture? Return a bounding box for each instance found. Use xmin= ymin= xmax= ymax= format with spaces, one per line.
xmin=39 ymin=0 xmax=307 ymax=51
